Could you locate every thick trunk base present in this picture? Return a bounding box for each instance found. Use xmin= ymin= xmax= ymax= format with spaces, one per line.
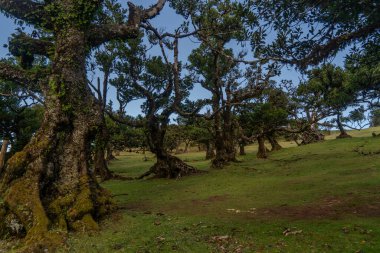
xmin=336 ymin=132 xmax=352 ymax=139
xmin=270 ymin=142 xmax=282 ymax=151
xmin=257 ymin=136 xmax=268 ymax=159
xmin=0 ymin=124 xmax=114 ymax=251
xmin=300 ymin=129 xmax=325 ymax=145
xmin=211 ymin=154 xmax=238 ymax=169
xmin=138 ymin=155 xmax=202 ymax=179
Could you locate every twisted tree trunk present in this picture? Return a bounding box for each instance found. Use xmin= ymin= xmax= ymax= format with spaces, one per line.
xmin=267 ymin=134 xmax=282 ymax=151
xmin=0 ymin=0 xmax=167 ymax=250
xmin=336 ymin=113 xmax=351 ymax=139
xmin=0 ymin=28 xmax=113 ymax=251
xmin=138 ymin=119 xmax=199 ymax=179
xmin=212 ymin=105 xmax=237 ymax=168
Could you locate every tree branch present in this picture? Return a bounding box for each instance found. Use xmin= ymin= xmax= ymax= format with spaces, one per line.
xmin=9 ymin=33 xmax=54 ymax=59
xmin=88 ymin=0 xmax=167 ymax=48
xmin=0 ymin=61 xmax=41 ymax=88
xmin=88 ymin=23 xmax=140 ymax=48
xmin=296 ymin=22 xmax=380 ymax=68
xmin=142 ymin=0 xmax=167 ymax=21
xmin=105 ymin=110 xmax=144 ymax=128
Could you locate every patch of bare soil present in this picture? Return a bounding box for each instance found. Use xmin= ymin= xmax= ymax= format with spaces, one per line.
xmin=255 ymin=194 xmax=380 ymax=220
xmin=117 ymin=192 xmax=380 ymax=221
xmin=191 ymin=195 xmax=230 ymax=205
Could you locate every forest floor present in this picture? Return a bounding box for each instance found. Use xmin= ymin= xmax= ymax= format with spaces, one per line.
xmin=3 ymin=127 xmax=380 ymax=252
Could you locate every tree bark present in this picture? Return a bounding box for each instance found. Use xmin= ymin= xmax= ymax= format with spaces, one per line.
xmin=205 ymin=142 xmax=215 ymax=160
xmin=267 ymin=134 xmax=282 ymax=151
xmin=0 ymin=0 xmax=167 ymax=250
xmin=106 ymin=145 xmax=116 ymax=161
xmin=300 ymin=126 xmax=325 ymax=144
xmin=256 ymin=135 xmax=268 ymax=159
xmin=336 ymin=113 xmax=351 ymax=139
xmin=0 ymin=26 xmax=113 ymax=251
xmin=0 ymin=139 xmax=9 ymax=170
xmin=139 ymin=118 xmax=200 ymax=179
xmin=93 ymin=122 xmax=113 ymax=181
xmin=138 ymin=153 xmax=199 ymax=179
xmin=211 ymin=103 xmax=237 ymax=168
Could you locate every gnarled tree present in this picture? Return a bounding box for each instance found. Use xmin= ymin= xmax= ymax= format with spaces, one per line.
xmin=111 ymin=32 xmax=199 ymax=179
xmin=0 ymin=0 xmax=166 ymax=251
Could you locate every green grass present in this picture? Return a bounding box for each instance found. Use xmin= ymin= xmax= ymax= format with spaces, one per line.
xmin=59 ymin=127 xmax=380 ymax=252
xmin=3 ymin=127 xmax=380 ymax=252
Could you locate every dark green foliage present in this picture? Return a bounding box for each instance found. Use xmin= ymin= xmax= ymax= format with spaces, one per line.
xmin=238 ymin=88 xmax=290 ymax=137
xmin=254 ymin=0 xmax=380 ymax=68
xmin=105 ymin=116 xmax=146 ymax=152
xmin=300 ymin=64 xmax=354 ymax=111
xmin=0 ymin=81 xmax=43 ymax=154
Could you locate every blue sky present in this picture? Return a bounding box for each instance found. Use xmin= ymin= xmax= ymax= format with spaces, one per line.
xmin=0 ymin=1 xmax=349 ymax=118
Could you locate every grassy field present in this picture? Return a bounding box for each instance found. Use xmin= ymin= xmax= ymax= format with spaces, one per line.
xmin=3 ymin=127 xmax=380 ymax=252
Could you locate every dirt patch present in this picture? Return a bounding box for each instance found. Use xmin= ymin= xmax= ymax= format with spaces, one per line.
xmin=255 ymin=195 xmax=380 ymax=220
xmin=115 ymin=192 xmax=380 ymax=221
xmin=204 ymin=195 xmax=229 ymax=202
xmin=190 ymin=195 xmax=230 ymax=207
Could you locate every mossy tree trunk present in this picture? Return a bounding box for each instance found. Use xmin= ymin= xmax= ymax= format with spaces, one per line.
xmin=0 ymin=28 xmax=113 ymax=250
xmin=212 ymin=102 xmax=237 ymax=168
xmin=0 ymin=0 xmax=166 ymax=250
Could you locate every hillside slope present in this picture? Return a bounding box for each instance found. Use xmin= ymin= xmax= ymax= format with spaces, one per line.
xmin=2 ymin=128 xmax=380 ymax=252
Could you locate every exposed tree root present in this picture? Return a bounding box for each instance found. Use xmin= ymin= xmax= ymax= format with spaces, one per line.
xmin=0 ymin=122 xmax=115 ymax=252
xmin=336 ymin=132 xmax=352 ymax=139
xmin=137 ymin=155 xmax=203 ymax=179
xmin=211 ymin=155 xmax=238 ymax=169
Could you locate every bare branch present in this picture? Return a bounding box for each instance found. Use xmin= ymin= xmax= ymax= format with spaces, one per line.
xmin=142 ymin=0 xmax=167 ymax=20
xmin=140 ymin=23 xmax=199 ymax=39
xmin=88 ymin=0 xmax=167 ymax=48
